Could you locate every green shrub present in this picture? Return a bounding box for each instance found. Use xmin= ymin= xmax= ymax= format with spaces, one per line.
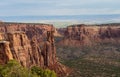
xmin=31 ymin=66 xmax=57 ymax=77
xmin=0 ymin=60 xmax=57 ymax=77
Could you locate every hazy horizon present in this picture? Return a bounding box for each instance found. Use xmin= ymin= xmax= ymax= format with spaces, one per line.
xmin=1 ymin=14 xmax=120 ymax=28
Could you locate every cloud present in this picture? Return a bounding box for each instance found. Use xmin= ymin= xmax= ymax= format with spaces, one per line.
xmin=0 ymin=0 xmax=120 ymax=16
xmin=45 ymin=8 xmax=120 ymax=15
xmin=1 ymin=7 xmax=120 ymax=16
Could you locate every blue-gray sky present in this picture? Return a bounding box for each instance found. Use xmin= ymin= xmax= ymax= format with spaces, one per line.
xmin=0 ymin=0 xmax=120 ymax=16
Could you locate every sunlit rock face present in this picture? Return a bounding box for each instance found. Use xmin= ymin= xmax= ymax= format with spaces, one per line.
xmin=58 ymin=24 xmax=120 ymax=47
xmin=0 ymin=22 xmax=69 ymax=77
xmin=0 ymin=41 xmax=13 ymax=64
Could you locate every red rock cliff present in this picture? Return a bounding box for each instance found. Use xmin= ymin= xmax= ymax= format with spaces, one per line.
xmin=0 ymin=41 xmax=13 ymax=64
xmin=0 ymin=22 xmax=56 ymax=42
xmin=58 ymin=24 xmax=120 ymax=46
xmin=0 ymin=22 xmax=69 ymax=77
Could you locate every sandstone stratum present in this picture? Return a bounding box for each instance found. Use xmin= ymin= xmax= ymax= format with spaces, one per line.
xmin=58 ymin=24 xmax=120 ymax=47
xmin=0 ymin=22 xmax=69 ymax=77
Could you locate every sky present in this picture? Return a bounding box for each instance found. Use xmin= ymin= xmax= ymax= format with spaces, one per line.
xmin=0 ymin=0 xmax=120 ymax=16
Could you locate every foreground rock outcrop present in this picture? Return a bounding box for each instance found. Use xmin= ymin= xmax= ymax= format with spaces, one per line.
xmin=0 ymin=41 xmax=13 ymax=64
xmin=0 ymin=22 xmax=69 ymax=77
xmin=58 ymin=24 xmax=120 ymax=46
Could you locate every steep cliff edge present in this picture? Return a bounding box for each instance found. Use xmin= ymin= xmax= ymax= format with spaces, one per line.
xmin=0 ymin=22 xmax=56 ymax=41
xmin=0 ymin=22 xmax=69 ymax=77
xmin=0 ymin=41 xmax=13 ymax=64
xmin=58 ymin=24 xmax=120 ymax=46
xmin=0 ymin=31 xmax=69 ymax=77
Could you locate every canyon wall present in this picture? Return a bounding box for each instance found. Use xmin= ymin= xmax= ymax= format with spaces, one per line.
xmin=0 ymin=22 xmax=69 ymax=77
xmin=58 ymin=24 xmax=120 ymax=46
xmin=0 ymin=22 xmax=56 ymax=42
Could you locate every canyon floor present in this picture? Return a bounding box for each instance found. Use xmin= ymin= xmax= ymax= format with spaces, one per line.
xmin=56 ymin=37 xmax=120 ymax=77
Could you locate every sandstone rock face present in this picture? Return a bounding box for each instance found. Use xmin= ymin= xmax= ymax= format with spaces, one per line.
xmin=0 ymin=41 xmax=13 ymax=64
xmin=7 ymin=32 xmax=32 ymax=67
xmin=41 ymin=31 xmax=69 ymax=77
xmin=0 ymin=22 xmax=55 ymax=42
xmin=42 ymin=31 xmax=56 ymax=66
xmin=0 ymin=32 xmax=32 ymax=67
xmin=58 ymin=24 xmax=120 ymax=46
xmin=0 ymin=22 xmax=68 ymax=77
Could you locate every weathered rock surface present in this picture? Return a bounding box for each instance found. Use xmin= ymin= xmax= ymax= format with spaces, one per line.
xmin=0 ymin=22 xmax=69 ymax=77
xmin=0 ymin=22 xmax=56 ymax=41
xmin=0 ymin=41 xmax=13 ymax=64
xmin=58 ymin=24 xmax=120 ymax=46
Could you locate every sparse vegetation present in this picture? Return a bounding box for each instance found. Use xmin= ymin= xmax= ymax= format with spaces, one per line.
xmin=56 ymin=37 xmax=120 ymax=77
xmin=0 ymin=60 xmax=57 ymax=77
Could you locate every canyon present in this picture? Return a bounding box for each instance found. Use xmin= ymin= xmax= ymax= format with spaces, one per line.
xmin=56 ymin=24 xmax=120 ymax=77
xmin=0 ymin=22 xmax=69 ymax=77
xmin=0 ymin=22 xmax=120 ymax=77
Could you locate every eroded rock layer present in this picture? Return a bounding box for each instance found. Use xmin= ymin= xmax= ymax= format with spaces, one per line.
xmin=58 ymin=24 xmax=120 ymax=46
xmin=0 ymin=22 xmax=69 ymax=77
